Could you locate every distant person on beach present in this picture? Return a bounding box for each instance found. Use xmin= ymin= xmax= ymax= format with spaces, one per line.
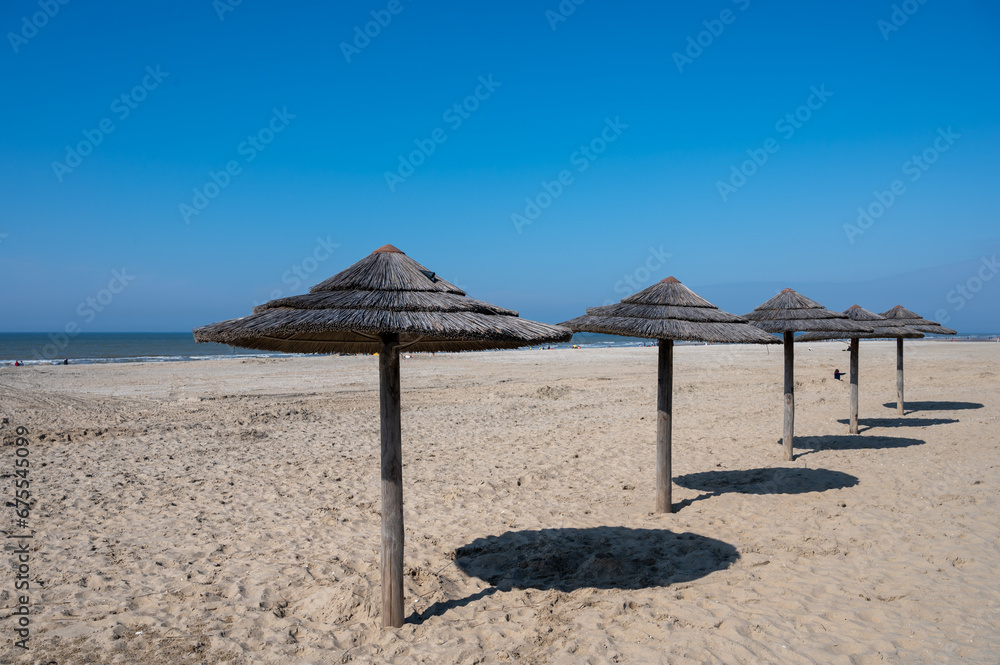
xmin=833 ymin=369 xmax=844 ymax=381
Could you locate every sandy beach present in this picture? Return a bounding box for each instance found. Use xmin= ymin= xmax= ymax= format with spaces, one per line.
xmin=1 ymin=340 xmax=998 ymax=664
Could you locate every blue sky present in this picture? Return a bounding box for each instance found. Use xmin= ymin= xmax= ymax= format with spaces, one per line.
xmin=1 ymin=0 xmax=998 ymax=333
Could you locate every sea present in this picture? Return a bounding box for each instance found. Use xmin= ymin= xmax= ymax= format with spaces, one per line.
xmin=0 ymin=332 xmax=996 ymax=367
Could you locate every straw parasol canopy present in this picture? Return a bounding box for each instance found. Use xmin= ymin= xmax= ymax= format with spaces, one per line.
xmin=561 ymin=277 xmax=778 ymax=513
xmin=744 ymin=289 xmax=873 ymax=460
xmin=879 ymin=305 xmax=958 ymax=335
xmin=878 ymin=306 xmax=957 ymax=416
xmin=798 ymin=305 xmax=925 ymax=341
xmin=798 ymin=306 xmax=924 ymax=433
xmin=194 ymin=244 xmax=569 ymax=354
xmin=194 ymin=244 xmax=570 ymax=628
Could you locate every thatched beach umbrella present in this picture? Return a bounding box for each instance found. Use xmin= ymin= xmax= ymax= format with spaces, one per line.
xmin=560 ymin=277 xmax=779 ymax=513
xmin=193 ymin=244 xmax=570 ymax=628
xmin=797 ymin=306 xmax=923 ymax=434
xmin=743 ymin=289 xmax=873 ymax=460
xmin=879 ymin=306 xmax=957 ymax=415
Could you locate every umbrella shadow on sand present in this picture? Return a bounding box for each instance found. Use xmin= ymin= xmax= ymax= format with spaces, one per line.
xmin=882 ymin=401 xmax=983 ymax=414
xmin=792 ymin=434 xmax=925 ymax=459
xmin=836 ymin=417 xmax=958 ymax=433
xmin=413 ymin=527 xmax=739 ymax=623
xmin=673 ymin=467 xmax=859 ymax=511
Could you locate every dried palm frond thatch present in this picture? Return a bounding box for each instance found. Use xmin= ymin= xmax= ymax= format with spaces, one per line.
xmin=743 ymin=289 xmax=874 ymax=461
xmin=798 ymin=306 xmax=924 ymax=434
xmin=560 ymin=277 xmax=777 ymax=515
xmin=194 ymin=244 xmax=570 ymax=354
xmin=797 ymin=305 xmax=924 ymax=341
xmin=193 ymin=244 xmax=570 ymax=630
xmin=743 ymin=289 xmax=876 ymax=333
xmin=561 ymin=277 xmax=779 ymax=345
xmin=879 ymin=305 xmax=958 ymax=335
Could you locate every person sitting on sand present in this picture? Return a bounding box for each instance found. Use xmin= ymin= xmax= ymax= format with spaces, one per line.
xmin=834 ymin=369 xmax=845 ymax=381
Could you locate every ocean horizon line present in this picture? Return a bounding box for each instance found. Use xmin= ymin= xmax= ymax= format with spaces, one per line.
xmin=1 ymin=331 xmax=997 ymax=368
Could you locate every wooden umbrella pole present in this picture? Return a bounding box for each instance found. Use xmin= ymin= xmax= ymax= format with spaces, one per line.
xmin=896 ymin=337 xmax=905 ymax=416
xmin=849 ymin=338 xmax=859 ymax=434
xmin=656 ymin=339 xmax=673 ymax=514
xmin=379 ymin=333 xmax=404 ymax=628
xmin=783 ymin=331 xmax=795 ymax=461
